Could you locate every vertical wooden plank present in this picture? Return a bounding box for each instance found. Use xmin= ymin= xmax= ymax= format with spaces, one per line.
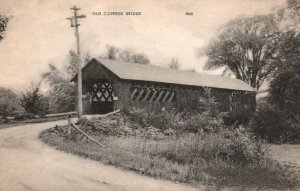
xmin=188 ymin=90 xmax=192 ymax=110
xmin=119 ymin=81 xmax=131 ymax=111
xmin=125 ymin=82 xmax=131 ymax=110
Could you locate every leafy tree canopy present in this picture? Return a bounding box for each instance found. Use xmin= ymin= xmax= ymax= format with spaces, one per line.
xmin=41 ymin=50 xmax=91 ymax=113
xmin=103 ymin=45 xmax=150 ymax=64
xmin=277 ymin=0 xmax=300 ymax=32
xmin=0 ymin=14 xmax=10 ymax=41
xmin=67 ymin=50 xmax=91 ymax=78
xmin=204 ymin=15 xmax=281 ymax=90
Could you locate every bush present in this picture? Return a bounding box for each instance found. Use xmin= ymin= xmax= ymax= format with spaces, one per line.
xmin=151 ymin=127 xmax=265 ymax=168
xmin=249 ymin=101 xmax=300 ymax=143
xmin=21 ymin=83 xmax=49 ymax=117
xmin=78 ymin=113 xmax=139 ymax=137
xmin=198 ymin=127 xmax=265 ymax=167
xmin=126 ymin=105 xmax=266 ymax=167
xmin=0 ymin=87 xmax=24 ymax=117
xmin=127 ymin=107 xmax=183 ymax=130
xmin=127 ymin=93 xmax=228 ymax=134
xmin=182 ymin=112 xmax=225 ymax=133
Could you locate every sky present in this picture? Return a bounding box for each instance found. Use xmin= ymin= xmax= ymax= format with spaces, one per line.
xmin=0 ymin=0 xmax=285 ymax=91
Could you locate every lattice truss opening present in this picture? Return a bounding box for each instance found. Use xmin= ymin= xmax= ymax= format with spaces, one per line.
xmin=91 ymin=82 xmax=114 ymax=102
xmin=130 ymin=87 xmax=176 ymax=102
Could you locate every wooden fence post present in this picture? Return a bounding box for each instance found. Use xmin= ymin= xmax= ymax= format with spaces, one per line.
xmin=68 ymin=115 xmax=72 ymax=135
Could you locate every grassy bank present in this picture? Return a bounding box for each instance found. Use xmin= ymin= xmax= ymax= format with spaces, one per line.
xmin=40 ymin=126 xmax=300 ymax=191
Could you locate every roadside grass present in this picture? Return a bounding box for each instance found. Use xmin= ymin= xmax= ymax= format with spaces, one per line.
xmin=0 ymin=116 xmax=69 ymax=129
xmin=40 ymin=128 xmax=300 ymax=191
xmin=269 ymin=144 xmax=300 ymax=177
xmin=270 ymin=144 xmax=300 ymax=165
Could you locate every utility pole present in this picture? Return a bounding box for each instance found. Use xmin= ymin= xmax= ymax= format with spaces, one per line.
xmin=67 ymin=5 xmax=85 ymax=119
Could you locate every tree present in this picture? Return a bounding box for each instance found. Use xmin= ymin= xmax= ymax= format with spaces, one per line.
xmin=42 ymin=64 xmax=76 ymax=113
xmin=130 ymin=53 xmax=150 ymax=64
xmin=268 ymin=0 xmax=300 ymax=122
xmin=204 ymin=15 xmax=281 ymax=90
xmin=249 ymin=1 xmax=300 ymax=143
xmin=168 ymin=57 xmax=180 ymax=70
xmin=21 ymin=82 xmax=49 ymax=116
xmin=268 ymin=32 xmax=300 ymax=114
xmin=0 ymin=15 xmax=10 ymax=41
xmin=42 ymin=65 xmax=76 ymax=114
xmin=42 ymin=50 xmax=91 ymax=113
xmin=168 ymin=58 xmax=196 ymax=72
xmin=106 ymin=45 xmax=120 ymax=60
xmin=67 ymin=50 xmax=91 ymax=78
xmin=277 ymin=0 xmax=300 ymax=32
xmin=104 ymin=45 xmax=150 ymax=64
xmin=66 ymin=50 xmax=78 ymax=78
xmin=0 ymin=87 xmax=23 ymax=117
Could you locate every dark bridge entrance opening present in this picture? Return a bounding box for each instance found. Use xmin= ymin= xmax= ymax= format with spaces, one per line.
xmin=90 ymin=81 xmax=114 ymax=114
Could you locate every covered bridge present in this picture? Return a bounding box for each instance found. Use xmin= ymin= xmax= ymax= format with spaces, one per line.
xmin=71 ymin=58 xmax=256 ymax=117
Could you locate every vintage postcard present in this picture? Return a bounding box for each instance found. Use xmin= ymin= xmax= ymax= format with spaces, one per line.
xmin=0 ymin=0 xmax=299 ymax=190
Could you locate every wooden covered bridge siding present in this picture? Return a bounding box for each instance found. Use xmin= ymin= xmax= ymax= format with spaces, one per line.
xmin=78 ymin=58 xmax=255 ymax=116
xmin=210 ymin=88 xmax=256 ymax=116
xmin=114 ymin=81 xmax=179 ymax=111
xmin=111 ymin=80 xmax=255 ymax=116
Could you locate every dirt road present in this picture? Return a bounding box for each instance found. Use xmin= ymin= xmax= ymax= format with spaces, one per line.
xmin=0 ymin=121 xmax=200 ymax=191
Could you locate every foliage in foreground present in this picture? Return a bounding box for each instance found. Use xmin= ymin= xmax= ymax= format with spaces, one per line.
xmin=126 ymin=94 xmax=228 ymax=134
xmin=77 ymin=111 xmax=264 ymax=168
xmin=40 ymin=95 xmax=299 ymax=190
xmin=40 ymin=126 xmax=300 ymax=190
xmin=40 ymin=85 xmax=300 ymax=190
